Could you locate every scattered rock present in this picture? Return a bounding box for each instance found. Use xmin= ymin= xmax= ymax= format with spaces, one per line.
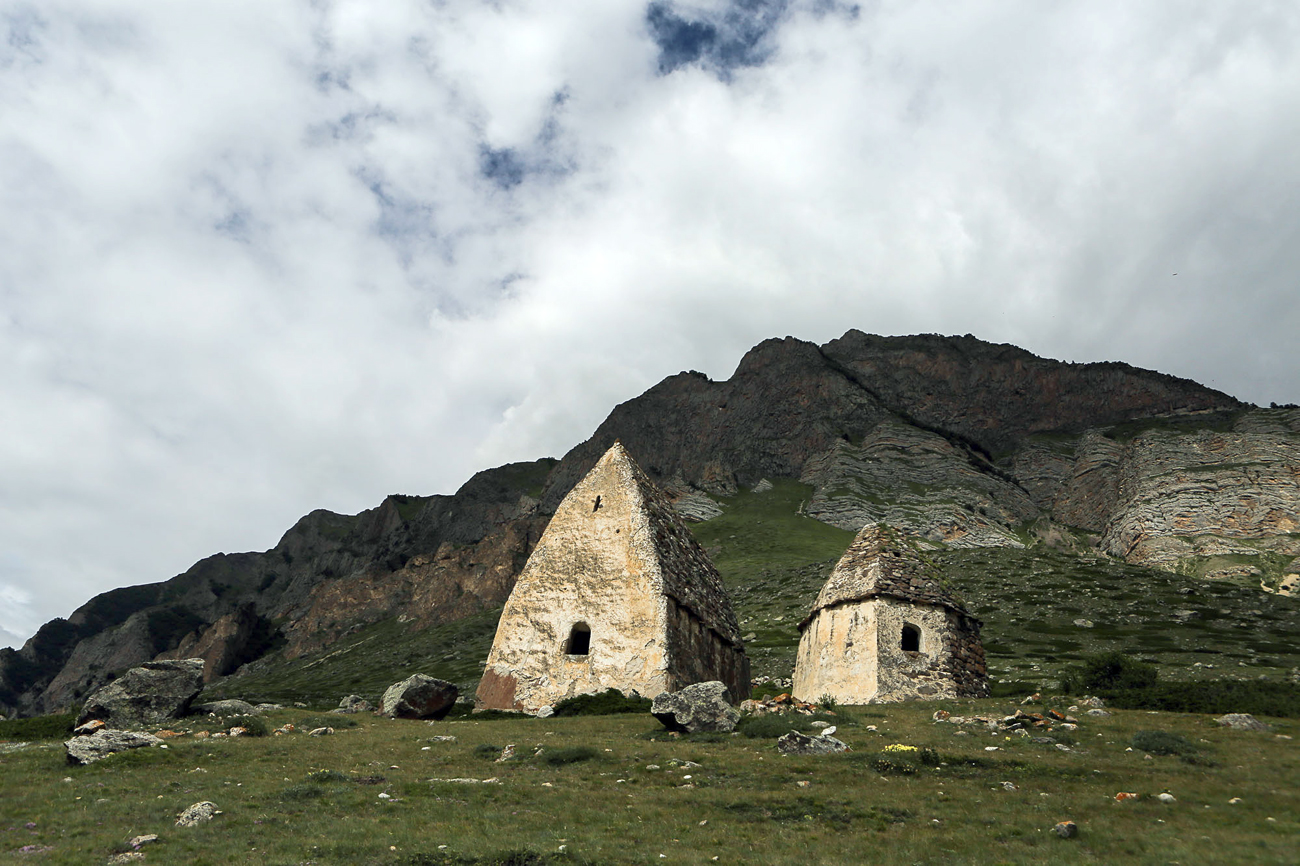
xmin=651 ymin=682 xmax=740 ymax=733
xmin=77 ymin=659 xmax=205 ymax=729
xmin=1080 ymin=696 xmax=1106 ymax=708
xmin=380 ymin=674 xmax=459 ymax=720
xmin=228 ymin=726 xmax=249 ymax=737
xmin=496 ymin=744 xmax=517 ymax=763
xmin=1216 ymin=713 xmax=1270 ymax=732
xmin=334 ymin=694 xmax=374 ymax=714
xmin=176 ymin=801 xmax=220 ymax=827
xmin=776 ymin=730 xmax=849 ymax=755
xmin=1073 ymin=619 xmax=1094 ymax=628
xmin=1000 ymin=781 xmax=1017 ymax=791
xmin=1020 ymin=693 xmax=1041 ymax=705
xmin=108 ymin=854 xmax=146 ymax=864
xmin=751 ymin=479 xmax=773 ymax=493
xmin=535 ymin=706 xmax=555 ymax=719
xmin=1229 ymin=797 xmax=1243 ymax=805
xmin=65 ymin=729 xmax=163 ymax=765
xmin=128 ymin=834 xmax=158 ymax=848
xmin=428 ymin=735 xmax=458 ymax=743
xmin=1115 ymin=792 xmax=1139 ymax=801
xmin=1052 ymin=820 xmax=1078 ymax=838
xmin=193 ymin=699 xmax=258 ymax=716
xmin=1086 ymin=709 xmax=1111 ymax=717
xmin=811 ymin=720 xmax=831 ymax=728
xmin=307 ymin=727 xmax=334 ymax=737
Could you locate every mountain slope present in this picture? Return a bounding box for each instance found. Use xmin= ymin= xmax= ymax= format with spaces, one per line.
xmin=3 ymin=331 xmax=1293 ymax=718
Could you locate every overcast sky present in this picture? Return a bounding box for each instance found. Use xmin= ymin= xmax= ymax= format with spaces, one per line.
xmin=2 ymin=0 xmax=1298 ymax=649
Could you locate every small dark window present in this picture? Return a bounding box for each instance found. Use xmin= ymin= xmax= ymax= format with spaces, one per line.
xmin=901 ymin=624 xmax=921 ymax=652
xmin=593 ymin=495 xmax=602 ymax=512
xmin=566 ymin=622 xmax=591 ymax=655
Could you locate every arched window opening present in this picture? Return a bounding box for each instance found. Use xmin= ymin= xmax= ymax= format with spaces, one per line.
xmin=566 ymin=622 xmax=591 ymax=656
xmin=901 ymin=623 xmax=921 ymax=652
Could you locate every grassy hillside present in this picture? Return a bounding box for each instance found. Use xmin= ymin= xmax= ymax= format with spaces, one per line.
xmin=202 ymin=477 xmax=1300 ymax=707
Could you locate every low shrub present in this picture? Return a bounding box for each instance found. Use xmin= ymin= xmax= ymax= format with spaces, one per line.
xmin=473 ymin=744 xmax=502 ymax=760
xmin=1062 ymin=652 xmax=1158 ymax=693
xmin=229 ymin=714 xmax=269 ymax=737
xmin=852 ymin=745 xmax=941 ymax=775
xmin=1099 ymin=680 xmax=1300 ymax=718
xmin=542 ymin=746 xmax=597 ymax=766
xmin=1131 ymin=730 xmax=1199 ymax=757
xmin=0 ymin=712 xmax=75 ymax=740
xmin=551 ymin=688 xmax=651 ymax=717
xmin=306 ymin=769 xmax=352 ymax=783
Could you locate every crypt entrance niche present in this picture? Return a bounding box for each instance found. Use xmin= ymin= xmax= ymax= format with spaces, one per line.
xmin=565 ymin=622 xmax=591 ymax=656
xmin=901 ymin=623 xmax=921 ymax=652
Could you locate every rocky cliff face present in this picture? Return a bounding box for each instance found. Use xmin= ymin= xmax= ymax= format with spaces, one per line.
xmin=3 ymin=331 xmax=1290 ymax=717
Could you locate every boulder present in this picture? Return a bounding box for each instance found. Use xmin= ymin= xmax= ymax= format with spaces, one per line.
xmin=334 ymin=694 xmax=374 ymax=714
xmin=192 ymin=699 xmax=258 ymax=716
xmin=176 ymin=802 xmax=219 ymax=828
xmin=380 ymin=675 xmax=459 ymax=720
xmin=1052 ymin=820 xmax=1079 ymax=839
xmin=65 ymin=729 xmax=163 ymax=764
xmin=1216 ymin=713 xmax=1270 ymax=731
xmin=651 ymin=681 xmax=740 ymax=733
xmin=776 ymin=730 xmax=849 ymax=755
xmin=77 ymin=659 xmax=204 ymax=728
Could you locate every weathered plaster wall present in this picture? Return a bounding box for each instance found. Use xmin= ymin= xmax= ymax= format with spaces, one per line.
xmin=792 ymin=601 xmax=880 ymax=704
xmin=794 ymin=597 xmax=987 ymax=704
xmin=476 ymin=450 xmax=670 ymax=710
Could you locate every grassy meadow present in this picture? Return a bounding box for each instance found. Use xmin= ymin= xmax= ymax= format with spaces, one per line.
xmin=2 ymin=699 xmax=1297 ymax=865
xmin=7 ymin=475 xmax=1300 ymax=863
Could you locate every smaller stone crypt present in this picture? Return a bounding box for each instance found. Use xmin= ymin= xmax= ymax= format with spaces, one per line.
xmin=793 ymin=523 xmax=988 ymax=704
xmin=475 ymin=442 xmax=749 ymax=712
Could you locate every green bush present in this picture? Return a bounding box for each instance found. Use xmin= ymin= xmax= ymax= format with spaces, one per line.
xmin=1062 ymin=652 xmax=1158 ymax=693
xmin=552 ymin=688 xmax=652 ymax=717
xmin=0 ymin=712 xmax=76 ymax=740
xmin=542 ymin=746 xmax=597 ymax=766
xmin=229 ymin=714 xmax=269 ymax=737
xmin=1131 ymin=730 xmax=1199 ymax=756
xmin=1100 ymin=680 xmax=1300 ymax=718
xmin=474 ymin=744 xmax=502 ymax=759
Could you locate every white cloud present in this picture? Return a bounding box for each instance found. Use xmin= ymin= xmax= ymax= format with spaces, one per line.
xmin=2 ymin=0 xmax=1298 ymax=647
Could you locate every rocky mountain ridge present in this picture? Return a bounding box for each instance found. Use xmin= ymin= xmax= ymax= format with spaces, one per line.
xmin=4 ymin=330 xmax=1295 ymax=718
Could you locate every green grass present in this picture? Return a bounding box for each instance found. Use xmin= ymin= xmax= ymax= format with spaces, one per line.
xmin=2 ymin=701 xmax=1296 ymax=864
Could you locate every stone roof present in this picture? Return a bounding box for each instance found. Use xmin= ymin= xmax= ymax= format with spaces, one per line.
xmin=603 ymin=443 xmax=744 ymax=648
xmin=799 ymin=523 xmax=972 ymax=630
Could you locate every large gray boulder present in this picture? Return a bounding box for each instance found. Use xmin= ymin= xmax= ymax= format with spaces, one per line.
xmin=192 ymin=699 xmax=259 ymax=717
xmin=65 ymin=729 xmax=163 ymax=764
xmin=77 ymin=659 xmax=205 ymax=728
xmin=380 ymin=675 xmax=458 ymax=719
xmin=776 ymin=730 xmax=850 ymax=755
xmin=1216 ymin=713 xmax=1270 ymax=731
xmin=651 ymin=681 xmax=740 ymax=733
